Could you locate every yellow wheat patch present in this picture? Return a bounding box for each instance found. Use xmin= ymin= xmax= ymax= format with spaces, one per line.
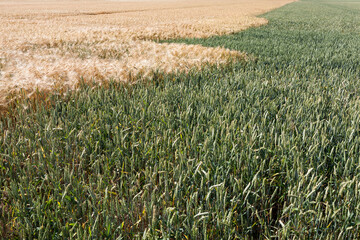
xmin=0 ymin=0 xmax=294 ymax=108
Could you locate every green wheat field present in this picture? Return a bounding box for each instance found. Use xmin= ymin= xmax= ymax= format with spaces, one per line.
xmin=1 ymin=0 xmax=360 ymax=238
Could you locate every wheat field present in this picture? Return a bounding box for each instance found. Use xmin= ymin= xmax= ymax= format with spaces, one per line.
xmin=0 ymin=0 xmax=293 ymax=108
xmin=3 ymin=0 xmax=360 ymax=238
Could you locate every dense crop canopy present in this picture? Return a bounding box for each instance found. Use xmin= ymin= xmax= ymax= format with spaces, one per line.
xmin=0 ymin=0 xmax=293 ymax=109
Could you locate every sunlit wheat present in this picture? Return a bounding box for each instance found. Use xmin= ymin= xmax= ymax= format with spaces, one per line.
xmin=0 ymin=0 xmax=293 ymax=108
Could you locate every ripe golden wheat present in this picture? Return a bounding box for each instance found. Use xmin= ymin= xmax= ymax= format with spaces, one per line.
xmin=0 ymin=0 xmax=293 ymax=108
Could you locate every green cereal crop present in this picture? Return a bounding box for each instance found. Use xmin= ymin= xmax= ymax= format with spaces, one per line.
xmin=1 ymin=0 xmax=360 ymax=238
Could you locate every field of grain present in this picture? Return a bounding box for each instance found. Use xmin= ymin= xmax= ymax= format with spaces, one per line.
xmin=0 ymin=0 xmax=293 ymax=108
xmin=2 ymin=0 xmax=360 ymax=238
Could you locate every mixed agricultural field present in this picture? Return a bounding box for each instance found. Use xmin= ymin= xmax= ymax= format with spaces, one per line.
xmin=1 ymin=0 xmax=360 ymax=239
xmin=0 ymin=0 xmax=292 ymax=109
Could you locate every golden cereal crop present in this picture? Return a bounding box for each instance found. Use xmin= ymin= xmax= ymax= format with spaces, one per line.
xmin=0 ymin=0 xmax=294 ymax=108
